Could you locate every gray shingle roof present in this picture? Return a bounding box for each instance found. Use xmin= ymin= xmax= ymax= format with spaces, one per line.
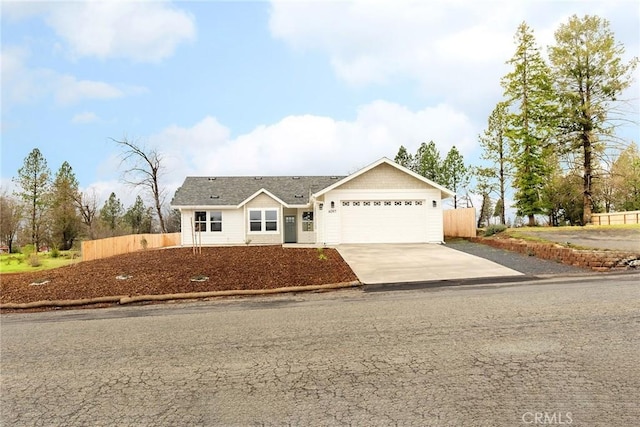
xmin=171 ymin=176 xmax=345 ymax=207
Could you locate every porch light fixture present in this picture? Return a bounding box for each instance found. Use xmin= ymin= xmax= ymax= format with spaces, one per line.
xmin=432 ymin=200 xmax=437 ymax=208
xmin=331 ymin=201 xmax=335 ymax=209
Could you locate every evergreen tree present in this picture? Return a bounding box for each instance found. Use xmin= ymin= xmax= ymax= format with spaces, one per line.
xmin=13 ymin=148 xmax=51 ymax=249
xmin=479 ymin=101 xmax=511 ymax=224
xmin=50 ymin=161 xmax=81 ymax=250
xmin=394 ymin=145 xmax=414 ymax=170
xmin=501 ymin=22 xmax=555 ymax=226
xmin=100 ymin=192 xmax=124 ymax=236
xmin=473 ymin=166 xmax=498 ymax=227
xmin=124 ymin=195 xmax=150 ymax=234
xmin=610 ymin=143 xmax=640 ymax=211
xmin=441 ymin=146 xmax=469 ymax=209
xmin=549 ymin=15 xmax=638 ymax=224
xmin=415 ymin=141 xmax=442 ymax=183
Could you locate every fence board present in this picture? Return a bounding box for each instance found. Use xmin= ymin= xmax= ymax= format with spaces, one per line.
xmin=443 ymin=208 xmax=477 ymax=238
xmin=590 ymin=211 xmax=640 ymax=226
xmin=81 ymin=233 xmax=181 ymax=262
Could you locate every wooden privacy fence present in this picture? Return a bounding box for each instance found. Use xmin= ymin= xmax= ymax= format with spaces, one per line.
xmin=81 ymin=233 xmax=181 ymax=262
xmin=590 ymin=211 xmax=640 ymax=225
xmin=443 ymin=208 xmax=477 ymax=238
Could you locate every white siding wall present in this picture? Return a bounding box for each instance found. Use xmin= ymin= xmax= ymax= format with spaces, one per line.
xmin=181 ymin=209 xmax=245 ymax=245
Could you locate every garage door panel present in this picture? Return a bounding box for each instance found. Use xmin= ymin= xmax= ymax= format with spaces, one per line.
xmin=341 ymin=200 xmax=427 ymax=243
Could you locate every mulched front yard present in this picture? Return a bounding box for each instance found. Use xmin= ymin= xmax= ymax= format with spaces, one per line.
xmin=0 ymin=246 xmax=357 ymax=306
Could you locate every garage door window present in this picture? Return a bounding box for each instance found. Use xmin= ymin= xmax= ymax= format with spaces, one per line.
xmin=343 ymin=200 xmax=425 ymax=207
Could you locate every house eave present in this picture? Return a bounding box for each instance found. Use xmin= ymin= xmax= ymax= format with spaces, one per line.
xmin=171 ymin=204 xmax=239 ymax=210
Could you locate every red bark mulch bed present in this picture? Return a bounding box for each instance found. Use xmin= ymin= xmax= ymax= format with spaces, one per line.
xmin=0 ymin=246 xmax=358 ymax=306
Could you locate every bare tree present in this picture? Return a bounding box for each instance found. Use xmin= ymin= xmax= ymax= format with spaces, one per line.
xmin=112 ymin=137 xmax=167 ymax=233
xmin=74 ymin=189 xmax=99 ymax=239
xmin=0 ymin=191 xmax=23 ymax=253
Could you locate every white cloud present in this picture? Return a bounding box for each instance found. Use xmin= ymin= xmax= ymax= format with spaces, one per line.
xmin=43 ymin=1 xmax=196 ymax=62
xmin=71 ymin=112 xmax=100 ymax=124
xmin=143 ymin=101 xmax=476 ymax=197
xmin=1 ymin=47 xmax=147 ymax=108
xmin=1 ymin=47 xmax=51 ymax=105
xmin=269 ymin=0 xmax=639 ymax=107
xmin=56 ymin=77 xmax=124 ymax=105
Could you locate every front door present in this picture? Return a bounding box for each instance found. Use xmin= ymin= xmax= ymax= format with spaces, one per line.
xmin=284 ymin=215 xmax=297 ymax=243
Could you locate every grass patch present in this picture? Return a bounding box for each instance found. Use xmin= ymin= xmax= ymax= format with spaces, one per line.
xmin=0 ymin=251 xmax=79 ymax=274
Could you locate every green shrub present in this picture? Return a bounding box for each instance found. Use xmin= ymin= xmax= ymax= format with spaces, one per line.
xmin=484 ymin=224 xmax=507 ymax=237
xmin=21 ymin=244 xmax=36 ymax=257
xmin=50 ymin=246 xmax=60 ymax=258
xmin=28 ymin=254 xmax=42 ymax=267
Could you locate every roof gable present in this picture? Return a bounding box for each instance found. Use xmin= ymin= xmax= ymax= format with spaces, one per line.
xmin=313 ymin=157 xmax=455 ymax=199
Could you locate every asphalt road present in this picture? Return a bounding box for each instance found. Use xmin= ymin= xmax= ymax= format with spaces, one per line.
xmin=2 ymin=274 xmax=639 ymax=426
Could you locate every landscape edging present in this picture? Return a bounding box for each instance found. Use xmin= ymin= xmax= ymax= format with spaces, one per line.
xmin=470 ymin=236 xmax=640 ymax=271
xmin=0 ymin=281 xmax=362 ymax=311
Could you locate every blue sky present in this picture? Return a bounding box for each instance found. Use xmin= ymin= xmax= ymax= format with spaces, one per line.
xmin=2 ymin=0 xmax=638 ymax=208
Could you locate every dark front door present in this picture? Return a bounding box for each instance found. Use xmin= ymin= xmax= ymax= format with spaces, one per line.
xmin=284 ymin=215 xmax=297 ymax=243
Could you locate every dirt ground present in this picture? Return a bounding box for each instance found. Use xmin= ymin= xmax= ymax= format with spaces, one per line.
xmin=0 ymin=246 xmax=357 ymax=305
xmin=513 ymin=227 xmax=640 ymax=252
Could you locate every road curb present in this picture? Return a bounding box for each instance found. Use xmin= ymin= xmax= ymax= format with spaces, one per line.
xmin=0 ymin=281 xmax=362 ymax=311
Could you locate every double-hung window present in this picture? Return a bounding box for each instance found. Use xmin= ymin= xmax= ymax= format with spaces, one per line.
xmin=210 ymin=211 xmax=222 ymax=232
xmin=249 ymin=209 xmax=278 ymax=232
xmin=194 ymin=211 xmax=207 ymax=232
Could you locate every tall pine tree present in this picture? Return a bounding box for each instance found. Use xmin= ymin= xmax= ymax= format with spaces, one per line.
xmin=501 ymin=22 xmax=555 ymax=226
xmin=13 ymin=148 xmax=51 ymax=249
xmin=479 ymin=101 xmax=511 ymax=224
xmin=50 ymin=161 xmax=81 ymax=250
xmin=441 ymin=146 xmax=469 ymax=209
xmin=549 ymin=15 xmax=638 ymax=224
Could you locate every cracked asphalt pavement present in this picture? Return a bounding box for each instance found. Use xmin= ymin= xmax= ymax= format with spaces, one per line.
xmin=1 ymin=274 xmax=639 ymax=426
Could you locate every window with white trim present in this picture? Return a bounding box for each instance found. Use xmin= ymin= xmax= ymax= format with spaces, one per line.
xmin=194 ymin=211 xmax=207 ymax=232
xmin=249 ymin=209 xmax=278 ymax=232
xmin=302 ymin=211 xmax=314 ymax=231
xmin=210 ymin=211 xmax=222 ymax=232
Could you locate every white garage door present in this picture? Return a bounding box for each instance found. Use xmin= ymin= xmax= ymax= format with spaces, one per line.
xmin=340 ymin=199 xmax=428 ymax=243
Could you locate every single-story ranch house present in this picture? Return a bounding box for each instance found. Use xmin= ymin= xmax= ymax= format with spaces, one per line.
xmin=171 ymin=157 xmax=455 ymax=246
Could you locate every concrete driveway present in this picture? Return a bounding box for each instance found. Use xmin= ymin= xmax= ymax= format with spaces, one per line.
xmin=336 ymin=243 xmax=523 ymax=284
